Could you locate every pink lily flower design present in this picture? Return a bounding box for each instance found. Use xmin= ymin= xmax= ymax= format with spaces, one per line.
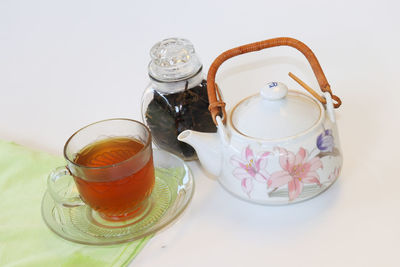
xmin=231 ymin=146 xmax=271 ymax=197
xmin=328 ymin=167 xmax=340 ymax=181
xmin=268 ymin=147 xmax=323 ymax=201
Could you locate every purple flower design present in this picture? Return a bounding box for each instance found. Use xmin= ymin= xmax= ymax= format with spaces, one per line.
xmin=230 ymin=146 xmax=271 ymax=198
xmin=317 ymin=129 xmax=334 ymax=152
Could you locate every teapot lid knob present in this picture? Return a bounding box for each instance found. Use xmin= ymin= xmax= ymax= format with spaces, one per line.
xmin=261 ymin=82 xmax=288 ymax=101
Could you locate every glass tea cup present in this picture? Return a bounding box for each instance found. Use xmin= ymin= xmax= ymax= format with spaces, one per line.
xmin=47 ymin=119 xmax=155 ymax=222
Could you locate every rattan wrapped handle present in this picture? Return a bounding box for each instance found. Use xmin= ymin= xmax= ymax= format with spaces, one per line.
xmin=207 ymin=37 xmax=342 ymax=125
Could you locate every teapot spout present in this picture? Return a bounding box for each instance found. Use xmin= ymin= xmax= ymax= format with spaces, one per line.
xmin=178 ymin=130 xmax=222 ymax=176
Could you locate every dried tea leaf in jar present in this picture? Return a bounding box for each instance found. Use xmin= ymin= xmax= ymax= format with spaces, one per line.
xmin=141 ymin=38 xmax=217 ymax=160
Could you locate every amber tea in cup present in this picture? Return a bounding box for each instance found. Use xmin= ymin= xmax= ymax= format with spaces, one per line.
xmin=48 ymin=119 xmax=155 ymax=221
xmin=73 ymin=137 xmax=154 ymax=219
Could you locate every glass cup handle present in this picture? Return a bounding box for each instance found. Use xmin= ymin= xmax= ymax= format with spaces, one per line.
xmin=47 ymin=166 xmax=85 ymax=207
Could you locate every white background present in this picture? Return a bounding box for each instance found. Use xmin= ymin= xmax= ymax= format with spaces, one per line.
xmin=1 ymin=0 xmax=400 ymax=266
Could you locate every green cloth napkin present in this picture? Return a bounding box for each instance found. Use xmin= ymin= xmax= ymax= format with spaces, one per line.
xmin=0 ymin=140 xmax=151 ymax=267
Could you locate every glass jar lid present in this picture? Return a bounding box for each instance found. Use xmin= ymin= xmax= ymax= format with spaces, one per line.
xmin=230 ymin=82 xmax=323 ymax=140
xmin=148 ymin=37 xmax=202 ymax=82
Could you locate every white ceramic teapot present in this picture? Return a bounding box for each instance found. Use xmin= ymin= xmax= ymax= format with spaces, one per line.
xmin=178 ymin=37 xmax=343 ymax=204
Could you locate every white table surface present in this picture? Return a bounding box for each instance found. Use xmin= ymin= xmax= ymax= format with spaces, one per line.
xmin=1 ymin=0 xmax=400 ymax=266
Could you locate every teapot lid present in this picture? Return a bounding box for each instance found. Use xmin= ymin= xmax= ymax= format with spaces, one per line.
xmin=230 ymin=82 xmax=323 ymax=140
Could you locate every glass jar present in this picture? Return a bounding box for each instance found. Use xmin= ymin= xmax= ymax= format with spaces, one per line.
xmin=141 ymin=38 xmax=217 ymax=161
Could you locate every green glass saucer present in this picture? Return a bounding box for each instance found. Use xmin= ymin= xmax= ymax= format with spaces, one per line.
xmin=41 ymin=149 xmax=194 ymax=245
